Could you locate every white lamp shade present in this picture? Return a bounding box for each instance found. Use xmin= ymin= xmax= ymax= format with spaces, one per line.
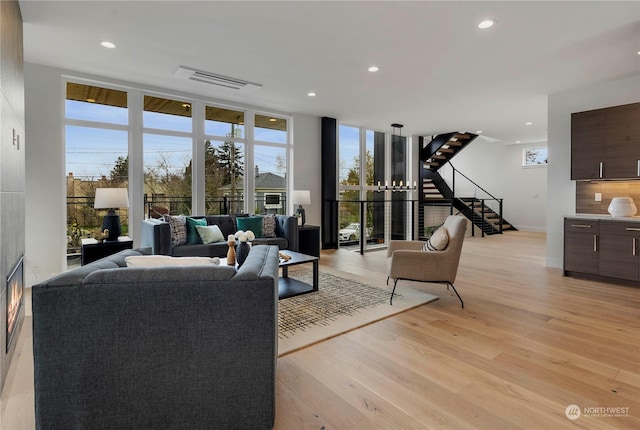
xmin=291 ymin=190 xmax=311 ymax=205
xmin=94 ymin=188 xmax=130 ymax=209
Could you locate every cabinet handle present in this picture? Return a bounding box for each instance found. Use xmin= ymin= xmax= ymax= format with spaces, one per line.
xmin=626 ymin=227 xmax=640 ymax=231
xmin=634 ymin=238 xmax=637 ymax=256
xmin=594 ymin=235 xmax=598 ymax=252
xmin=599 ymin=162 xmax=603 ymax=178
xmin=572 ymin=224 xmax=592 ymax=228
xmin=637 ymin=160 xmax=640 ymax=177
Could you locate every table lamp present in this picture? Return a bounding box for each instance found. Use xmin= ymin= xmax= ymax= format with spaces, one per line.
xmin=291 ymin=190 xmax=311 ymax=226
xmin=94 ymin=188 xmax=129 ymax=241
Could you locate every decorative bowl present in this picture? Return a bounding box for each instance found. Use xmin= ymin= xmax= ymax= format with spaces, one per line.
xmin=608 ymin=197 xmax=637 ymax=217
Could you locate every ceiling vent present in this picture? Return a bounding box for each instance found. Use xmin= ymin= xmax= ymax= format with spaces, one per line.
xmin=174 ymin=66 xmax=262 ymax=93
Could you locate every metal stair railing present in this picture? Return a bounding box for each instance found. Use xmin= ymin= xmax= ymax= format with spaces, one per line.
xmin=448 ymin=163 xmax=505 ymax=237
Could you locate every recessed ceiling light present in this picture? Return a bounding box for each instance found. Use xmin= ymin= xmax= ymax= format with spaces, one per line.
xmin=478 ymin=20 xmax=494 ymax=29
xmin=307 ymin=92 xmax=316 ymax=97
xmin=368 ymin=66 xmax=379 ymax=72
xmin=525 ymin=122 xmax=533 ymax=125
xmin=476 ymin=130 xmax=483 ymax=134
xmin=100 ymin=41 xmax=116 ymax=49
xmin=516 ymin=140 xmax=521 ymax=143
xmin=637 ymin=51 xmax=640 ymax=55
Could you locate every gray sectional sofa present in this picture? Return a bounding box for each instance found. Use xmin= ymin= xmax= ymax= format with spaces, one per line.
xmin=141 ymin=214 xmax=298 ymax=257
xmin=32 ymin=245 xmax=280 ymax=430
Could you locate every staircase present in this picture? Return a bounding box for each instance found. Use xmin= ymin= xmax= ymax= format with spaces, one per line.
xmin=420 ymin=132 xmax=477 ymax=171
xmin=419 ymin=133 xmax=517 ymax=236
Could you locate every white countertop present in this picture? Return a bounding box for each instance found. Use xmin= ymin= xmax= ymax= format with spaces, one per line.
xmin=565 ymin=214 xmax=640 ymax=222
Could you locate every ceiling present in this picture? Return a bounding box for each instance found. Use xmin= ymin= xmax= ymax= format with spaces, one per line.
xmin=19 ymin=1 xmax=640 ymax=144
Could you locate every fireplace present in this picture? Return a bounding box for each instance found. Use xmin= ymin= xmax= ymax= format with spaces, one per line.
xmin=6 ymin=256 xmax=24 ymax=353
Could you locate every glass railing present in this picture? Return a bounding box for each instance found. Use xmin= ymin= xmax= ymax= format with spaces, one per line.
xmin=337 ymin=197 xmax=418 ymax=254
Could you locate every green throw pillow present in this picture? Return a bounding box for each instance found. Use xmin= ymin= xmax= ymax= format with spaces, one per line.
xmin=236 ymin=216 xmax=263 ymax=238
xmin=186 ymin=217 xmax=207 ymax=244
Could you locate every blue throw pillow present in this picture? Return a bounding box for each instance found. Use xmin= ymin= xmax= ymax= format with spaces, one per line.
xmin=186 ymin=217 xmax=207 ymax=244
xmin=236 ymin=216 xmax=263 ymax=238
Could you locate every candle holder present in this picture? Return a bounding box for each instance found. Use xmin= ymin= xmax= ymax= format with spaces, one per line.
xmin=375 ymin=180 xmax=417 ymax=192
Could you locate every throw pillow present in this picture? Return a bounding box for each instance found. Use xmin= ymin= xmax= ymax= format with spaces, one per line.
xmin=195 ymin=224 xmax=225 ymax=244
xmin=186 ymin=217 xmax=208 ymax=245
xmin=423 ymin=227 xmax=449 ymax=251
xmin=262 ymin=214 xmax=276 ymax=238
xmin=236 ymin=216 xmax=263 ymax=238
xmin=162 ymin=215 xmax=187 ymax=246
xmin=125 ymin=255 xmax=220 ymax=267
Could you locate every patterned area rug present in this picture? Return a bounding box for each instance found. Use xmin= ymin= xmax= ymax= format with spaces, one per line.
xmin=278 ymin=268 xmax=438 ymax=356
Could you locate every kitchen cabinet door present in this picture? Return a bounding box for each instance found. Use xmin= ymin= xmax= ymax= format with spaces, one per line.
xmin=571 ymin=109 xmax=606 ymax=180
xmin=604 ymin=103 xmax=640 ymax=179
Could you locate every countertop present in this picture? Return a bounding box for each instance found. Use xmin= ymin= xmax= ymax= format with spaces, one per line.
xmin=565 ymin=214 xmax=640 ymax=222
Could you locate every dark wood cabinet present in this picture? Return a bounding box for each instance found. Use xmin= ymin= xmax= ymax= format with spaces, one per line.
xmin=564 ymin=218 xmax=640 ymax=285
xmin=571 ymin=109 xmax=605 ymax=180
xmin=599 ymin=221 xmax=640 ymax=281
xmin=563 ymin=219 xmax=599 ymax=275
xmin=604 ymin=103 xmax=640 ymax=179
xmin=571 ymin=103 xmax=640 ymax=180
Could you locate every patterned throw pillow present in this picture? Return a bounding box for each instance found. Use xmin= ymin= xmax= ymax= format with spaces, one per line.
xmin=262 ymin=214 xmax=276 ymax=238
xmin=163 ymin=215 xmax=187 ymax=246
xmin=422 ymin=226 xmax=449 ymax=251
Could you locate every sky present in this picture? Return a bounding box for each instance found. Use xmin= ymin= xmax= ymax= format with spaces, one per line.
xmin=66 ymin=101 xmax=287 ymax=180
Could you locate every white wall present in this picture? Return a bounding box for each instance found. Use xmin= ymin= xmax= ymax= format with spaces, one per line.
xmin=25 ymin=63 xmax=66 ymax=286
xmin=292 ymin=114 xmax=321 ymax=227
xmin=24 ymin=62 xmax=322 ymax=282
xmin=546 ymin=74 xmax=640 ymax=268
xmin=441 ymin=139 xmax=548 ymax=232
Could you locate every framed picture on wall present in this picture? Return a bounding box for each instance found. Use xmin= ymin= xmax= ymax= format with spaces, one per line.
xmin=522 ymin=147 xmax=548 ymax=167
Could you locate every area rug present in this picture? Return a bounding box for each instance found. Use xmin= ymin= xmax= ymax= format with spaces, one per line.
xmin=277 ymin=268 xmax=438 ymax=356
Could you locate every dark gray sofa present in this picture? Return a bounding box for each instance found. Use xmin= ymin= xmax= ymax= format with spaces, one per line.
xmin=141 ymin=214 xmax=298 ymax=257
xmin=32 ymin=245 xmax=280 ymax=430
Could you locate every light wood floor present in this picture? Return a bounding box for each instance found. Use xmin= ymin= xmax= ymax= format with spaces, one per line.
xmin=1 ymin=232 xmax=639 ymax=429
xmin=275 ymin=232 xmax=639 ymax=430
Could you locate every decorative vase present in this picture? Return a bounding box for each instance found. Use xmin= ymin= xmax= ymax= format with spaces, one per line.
xmin=608 ymin=197 xmax=637 ymax=218
xmin=236 ymin=241 xmax=251 ymax=267
xmin=227 ymin=240 xmax=236 ymax=265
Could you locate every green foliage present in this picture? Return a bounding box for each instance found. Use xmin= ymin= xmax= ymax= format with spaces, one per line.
xmin=109 ymin=156 xmax=128 ymax=184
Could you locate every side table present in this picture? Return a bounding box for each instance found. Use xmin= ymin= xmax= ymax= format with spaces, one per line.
xmin=297 ymin=225 xmax=320 ymax=257
xmin=81 ymin=236 xmax=133 ymax=265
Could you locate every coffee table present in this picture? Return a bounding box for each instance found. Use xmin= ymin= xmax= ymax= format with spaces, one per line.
xmin=278 ymin=250 xmax=319 ymax=299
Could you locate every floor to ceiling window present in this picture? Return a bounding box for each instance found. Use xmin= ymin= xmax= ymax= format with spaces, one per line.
xmin=64 ymin=78 xmax=291 ymax=257
xmin=204 ymin=106 xmax=245 ymax=214
xmin=338 ymin=125 xmax=387 ymax=250
xmin=143 ymin=95 xmax=193 ymax=218
xmin=65 ymin=82 xmax=128 ymax=256
xmin=253 ymin=114 xmax=288 ymax=214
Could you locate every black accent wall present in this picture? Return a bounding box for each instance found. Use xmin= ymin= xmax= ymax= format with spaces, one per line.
xmin=321 ymin=117 xmax=338 ymax=249
xmin=391 ymin=133 xmax=406 ymax=240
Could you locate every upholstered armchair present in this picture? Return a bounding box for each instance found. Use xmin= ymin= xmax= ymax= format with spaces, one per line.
xmin=387 ymin=215 xmax=468 ymax=307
